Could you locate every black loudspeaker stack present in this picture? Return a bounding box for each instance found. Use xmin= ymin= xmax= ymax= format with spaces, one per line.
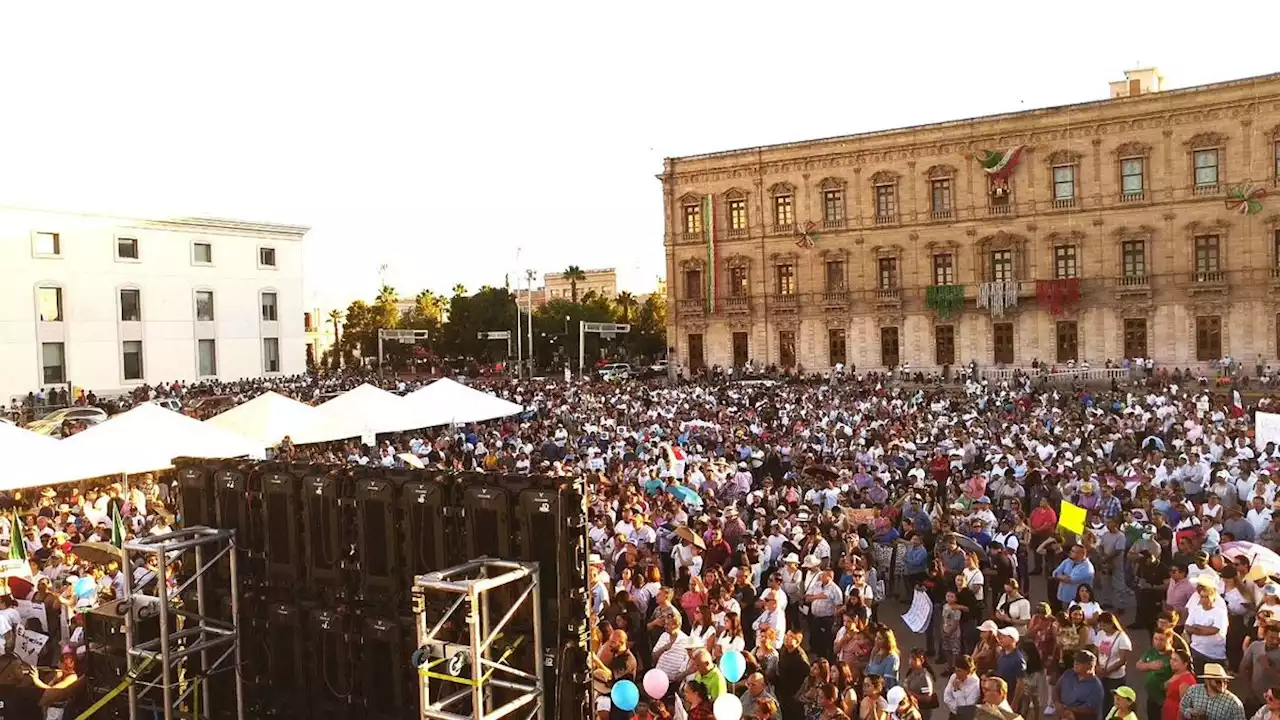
xmin=112 ymin=460 xmax=593 ymax=720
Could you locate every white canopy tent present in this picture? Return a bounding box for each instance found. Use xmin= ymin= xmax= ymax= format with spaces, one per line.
xmin=0 ymin=421 xmax=75 ymax=492
xmin=205 ymin=391 xmax=360 ymax=446
xmin=403 ymin=378 xmax=524 ymax=427
xmin=55 ymin=403 xmax=265 ymax=482
xmin=317 ymin=383 xmax=428 ymax=439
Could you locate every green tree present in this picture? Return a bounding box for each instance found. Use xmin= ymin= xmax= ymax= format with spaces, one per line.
xmin=373 ymin=284 xmax=400 ymax=330
xmin=614 ymin=291 xmax=637 ymax=324
xmin=327 ymin=309 xmax=343 ymax=368
xmin=452 ymin=283 xmax=468 ymax=298
xmin=411 ymin=290 xmax=445 ymax=324
xmin=439 ymin=286 xmax=517 ymax=361
xmin=340 ymin=300 xmax=377 ymax=361
xmin=563 ymin=265 xmax=586 ymax=304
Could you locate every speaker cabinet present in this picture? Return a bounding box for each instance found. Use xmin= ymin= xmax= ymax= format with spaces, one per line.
xmin=261 ymin=472 xmax=301 ymax=585
xmin=355 ymin=473 xmax=401 ymax=601
xmin=462 ymin=483 xmax=511 ymax=559
xmin=307 ymin=607 xmax=353 ymax=713
xmin=300 ymin=473 xmax=345 ymax=593
xmin=400 ymin=477 xmax=449 ymax=583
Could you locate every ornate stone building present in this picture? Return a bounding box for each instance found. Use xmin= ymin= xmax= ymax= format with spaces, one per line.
xmin=661 ymin=72 xmax=1280 ymax=373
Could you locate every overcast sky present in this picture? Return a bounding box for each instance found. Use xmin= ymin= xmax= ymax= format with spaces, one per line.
xmin=1 ymin=3 xmax=1277 ymax=310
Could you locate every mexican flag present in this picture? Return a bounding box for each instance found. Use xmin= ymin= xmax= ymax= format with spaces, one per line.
xmin=974 ymin=146 xmax=1026 ymax=179
xmin=7 ymin=513 xmax=25 ymax=563
xmin=111 ymin=503 xmax=127 ymax=549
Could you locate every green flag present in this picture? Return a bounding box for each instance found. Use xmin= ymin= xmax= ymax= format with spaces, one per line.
xmin=111 ymin=503 xmax=126 ymax=549
xmin=8 ymin=513 xmax=25 ymax=563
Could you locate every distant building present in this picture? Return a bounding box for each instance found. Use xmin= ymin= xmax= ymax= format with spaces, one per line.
xmin=304 ymin=308 xmax=339 ymax=366
xmin=0 ymin=207 xmax=308 ymax=400
xmin=544 ymin=268 xmax=617 ymax=302
xmin=513 ymin=286 xmax=547 ymax=309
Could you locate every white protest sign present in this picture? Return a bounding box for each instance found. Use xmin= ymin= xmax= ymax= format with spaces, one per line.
xmin=17 ymin=599 xmax=47 ymax=632
xmin=1257 ymin=411 xmax=1280 ymax=450
xmin=15 ymin=626 xmax=48 ymax=667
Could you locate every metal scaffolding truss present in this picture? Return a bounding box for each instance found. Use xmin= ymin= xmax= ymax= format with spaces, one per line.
xmin=413 ymin=559 xmax=544 ymax=720
xmin=121 ymin=526 xmax=244 ymax=720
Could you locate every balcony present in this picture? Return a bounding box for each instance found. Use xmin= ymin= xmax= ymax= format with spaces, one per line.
xmin=930 ymin=209 xmax=953 ymax=221
xmin=725 ymin=227 xmax=748 ymax=239
xmin=1119 ymin=191 xmax=1145 ymax=203
xmin=1193 ymin=183 xmax=1220 ymax=197
xmin=771 ymin=293 xmax=799 ymax=312
xmin=987 ymin=203 xmax=1013 ymax=216
xmin=772 ymin=223 xmax=795 ymax=235
xmin=1189 ymin=270 xmax=1228 ymax=294
xmin=874 ymin=287 xmax=902 ymax=306
xmin=677 ymin=298 xmax=706 ymax=315
xmin=874 ymin=214 xmax=896 ymax=225
xmin=721 ymin=295 xmax=751 ymax=314
xmin=1115 ymin=274 xmax=1151 ymax=298
xmin=1051 ymin=198 xmax=1076 ymax=210
xmin=822 ymin=289 xmax=850 ymax=308
xmin=823 ymin=218 xmax=846 ymax=230
xmin=681 ymin=231 xmax=702 ymax=243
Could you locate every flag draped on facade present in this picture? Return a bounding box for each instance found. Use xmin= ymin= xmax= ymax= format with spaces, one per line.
xmin=702 ymin=195 xmax=718 ymax=313
xmin=974 ymin=146 xmax=1026 ymax=179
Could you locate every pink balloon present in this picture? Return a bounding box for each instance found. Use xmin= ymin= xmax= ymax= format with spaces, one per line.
xmin=642 ymin=668 xmax=669 ymax=698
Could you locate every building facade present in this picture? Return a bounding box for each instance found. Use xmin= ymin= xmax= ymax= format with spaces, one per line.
xmin=662 ymin=72 xmax=1280 ymax=373
xmin=0 ymin=208 xmax=309 ymax=400
xmin=544 ymin=268 xmax=617 ymax=302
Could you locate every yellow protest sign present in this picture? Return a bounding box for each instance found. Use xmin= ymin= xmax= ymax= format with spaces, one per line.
xmin=1058 ymin=500 xmax=1086 ymax=536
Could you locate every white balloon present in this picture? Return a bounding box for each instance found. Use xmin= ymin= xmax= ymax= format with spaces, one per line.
xmin=713 ymin=694 xmax=743 ymax=720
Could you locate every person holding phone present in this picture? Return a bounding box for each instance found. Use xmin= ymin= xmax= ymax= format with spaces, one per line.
xmin=26 ymin=650 xmax=80 ymax=710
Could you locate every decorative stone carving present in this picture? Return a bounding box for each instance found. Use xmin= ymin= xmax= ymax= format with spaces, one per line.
xmin=908 ymin=232 xmax=920 ymax=242
xmin=677 ymin=192 xmax=702 ymax=206
xmin=724 ymin=187 xmax=748 ymax=200
xmin=727 ymin=317 xmax=753 ymax=332
xmin=1044 ymin=230 xmax=1087 ymax=244
xmin=870 ymin=244 xmax=905 ymax=258
xmin=678 ymin=257 xmax=706 ymax=271
xmin=924 ymin=239 xmax=961 ymax=251
xmin=768 ymin=182 xmax=795 ymax=196
xmin=818 ymin=248 xmax=849 ymax=259
xmin=824 ymin=314 xmax=850 ymax=328
xmin=1112 ymin=225 xmax=1157 ymax=239
xmin=1045 ymin=149 xmax=1083 ymax=166
xmin=768 ymin=251 xmax=799 ymax=266
xmin=818 ymin=176 xmax=846 ymax=190
xmin=978 ymin=231 xmax=1026 ymax=251
xmin=1186 ymin=132 xmax=1227 ymax=148
xmin=726 ymin=253 xmax=751 ymax=269
xmin=870 ymin=170 xmax=899 ymax=185
xmin=873 ymin=311 xmax=904 ymax=328
xmin=924 ymin=164 xmax=957 ymax=179
xmin=1113 ymin=141 xmax=1152 ymax=158
xmin=773 ymin=316 xmax=800 ymax=331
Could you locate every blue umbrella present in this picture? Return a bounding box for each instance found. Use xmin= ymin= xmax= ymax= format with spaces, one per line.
xmin=667 ymin=485 xmax=702 ymax=507
xmin=644 ymin=479 xmax=666 ymax=494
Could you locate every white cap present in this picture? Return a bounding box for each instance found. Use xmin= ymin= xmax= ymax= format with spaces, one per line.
xmin=885 ymin=687 xmax=908 ymax=707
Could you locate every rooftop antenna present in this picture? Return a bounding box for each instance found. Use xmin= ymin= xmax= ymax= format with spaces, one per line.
xmin=378 ymin=263 xmax=388 ymax=287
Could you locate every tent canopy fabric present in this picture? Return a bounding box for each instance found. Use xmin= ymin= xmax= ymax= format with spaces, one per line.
xmin=0 ymin=421 xmax=60 ymax=454
xmin=0 ymin=421 xmax=68 ymax=492
xmin=55 ymin=403 xmax=264 ymax=482
xmin=317 ymin=383 xmax=427 ymax=438
xmin=205 ymin=391 xmax=359 ymax=446
xmin=403 ymin=378 xmax=523 ymax=427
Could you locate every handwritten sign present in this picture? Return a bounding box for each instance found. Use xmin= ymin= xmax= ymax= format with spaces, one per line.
xmin=844 ymin=508 xmax=878 ymax=528
xmin=15 ymin=626 xmax=48 ymax=667
xmin=17 ymin=599 xmax=47 ymax=632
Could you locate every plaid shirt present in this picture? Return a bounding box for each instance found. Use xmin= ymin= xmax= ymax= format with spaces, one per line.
xmin=1097 ymin=494 xmax=1123 ymax=521
xmin=1180 ymin=684 xmax=1247 ymax=720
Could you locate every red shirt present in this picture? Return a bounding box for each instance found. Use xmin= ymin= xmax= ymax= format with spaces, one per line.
xmin=1029 ymin=506 xmax=1058 ymax=534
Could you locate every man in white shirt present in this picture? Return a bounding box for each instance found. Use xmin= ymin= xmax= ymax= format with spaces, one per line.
xmin=753 ymin=593 xmax=786 ymax=639
xmin=1185 ymin=575 xmax=1229 ymax=667
xmin=804 ymin=569 xmax=844 ymax=660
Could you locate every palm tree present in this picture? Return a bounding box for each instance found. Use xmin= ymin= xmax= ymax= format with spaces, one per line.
xmin=327 ymin=309 xmax=343 ymax=367
xmin=563 ymin=265 xmax=587 ymax=304
xmin=452 ymin=283 xmax=468 ymax=298
xmin=414 ymin=290 xmax=444 ymax=322
xmin=615 ymin=291 xmax=637 ymax=323
xmin=377 ymin=285 xmax=397 ymax=306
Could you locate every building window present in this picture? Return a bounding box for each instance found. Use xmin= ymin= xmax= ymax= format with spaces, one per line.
xmin=263 ymin=337 xmax=281 ymax=373
xmin=728 ymin=266 xmax=748 ymax=297
xmin=874 ymin=185 xmax=896 ymax=221
xmin=41 ymin=342 xmax=66 ymax=384
xmin=775 ymin=264 xmax=796 ymax=295
xmin=1053 ymin=245 xmax=1078 ymax=279
xmin=682 ymin=204 xmax=702 ymax=236
xmin=198 ymin=339 xmax=218 ymax=376
xmin=117 ymin=237 xmax=139 ymax=260
xmin=259 ymin=247 xmax=277 ymax=268
xmin=1123 ymin=318 xmax=1148 ymax=359
xmin=1196 ymin=316 xmax=1222 ymax=361
xmin=1122 ymin=240 xmax=1146 ymax=278
xmin=828 ymin=328 xmax=847 ymax=366
xmin=687 ymin=333 xmax=704 ymax=371
xmin=778 ymin=331 xmax=796 ymax=368
xmin=683 ymin=270 xmax=703 ymax=299
xmin=1194 ymin=149 xmax=1220 ymax=188
xmin=1055 ymin=321 xmax=1079 ymax=363
xmin=823 ymin=190 xmax=844 ymax=226
xmin=990 ymin=250 xmax=1013 ymax=282
xmin=123 ymin=340 xmax=144 ymax=381
xmin=825 ymin=260 xmax=845 ymax=291
xmin=732 ymin=332 xmax=749 ymax=366
xmin=1052 ymin=165 xmax=1076 ymax=202
xmin=1194 ymin=235 xmax=1221 ymax=274
xmin=880 ymin=326 xmax=900 ymax=367
xmin=261 ymin=291 xmax=279 ymax=322
xmin=932 ymin=253 xmax=955 ymax=286
xmin=193 ymin=242 xmax=213 ymax=264
xmin=37 ymin=286 xmax=63 ymax=322
xmin=120 ymin=288 xmax=141 ymax=322
xmin=1274 ymin=141 xmax=1280 ymax=181
xmin=773 ymin=194 xmax=794 ymax=229
xmin=935 ymin=325 xmax=956 ymax=366
xmin=195 ymin=290 xmax=215 ymax=322
xmin=728 ymin=199 xmax=748 ymax=231
xmin=931 ymin=179 xmax=952 ymax=216
xmin=993 ymin=322 xmax=1015 ymax=364
xmin=877 ymin=258 xmax=898 ymax=290
xmin=33 ymin=232 xmax=60 ymax=256
xmin=1121 ymin=158 xmax=1145 ymax=197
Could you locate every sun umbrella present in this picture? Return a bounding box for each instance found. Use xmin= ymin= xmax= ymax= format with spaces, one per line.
xmin=938 ymin=532 xmax=985 ymax=557
xmin=644 ymin=479 xmax=666 ymax=495
xmin=71 ymin=542 xmax=124 ymax=566
xmin=803 ymin=465 xmax=839 ymax=481
xmin=1220 ymin=541 xmax=1280 ymax=581
xmin=667 ymin=484 xmax=702 ymax=507
xmin=674 ymin=526 xmax=706 ymax=550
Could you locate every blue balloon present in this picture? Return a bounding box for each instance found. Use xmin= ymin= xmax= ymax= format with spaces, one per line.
xmin=720 ymin=649 xmax=746 ymax=683
xmin=611 ymin=679 xmax=639 ymax=712
xmin=74 ymin=577 xmax=96 ymax=598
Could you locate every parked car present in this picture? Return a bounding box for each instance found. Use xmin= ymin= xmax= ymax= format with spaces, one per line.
xmin=151 ymin=398 xmax=182 ymax=412
xmin=26 ymin=406 xmax=107 ymax=430
xmin=598 ymin=363 xmax=632 ymax=381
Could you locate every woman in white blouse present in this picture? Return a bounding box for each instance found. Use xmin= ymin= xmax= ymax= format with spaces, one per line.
xmin=941 ymin=655 xmax=980 ymax=720
xmin=715 ymin=611 xmax=745 ymax=660
xmin=957 ymin=552 xmax=985 ymax=605
xmin=993 ymin=579 xmax=1032 ymax=635
xmin=687 ymin=605 xmax=717 ymax=649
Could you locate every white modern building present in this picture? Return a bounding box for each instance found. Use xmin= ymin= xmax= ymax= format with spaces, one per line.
xmin=0 ymin=207 xmax=309 ymax=402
